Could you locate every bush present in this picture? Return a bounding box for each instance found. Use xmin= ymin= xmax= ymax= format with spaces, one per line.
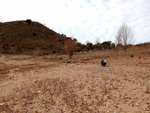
xmin=25 ymin=19 xmax=32 ymax=25
xmin=64 ymin=38 xmax=77 ymax=59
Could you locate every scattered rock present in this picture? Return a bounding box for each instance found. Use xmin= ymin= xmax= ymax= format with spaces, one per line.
xmin=131 ymin=55 xmax=134 ymax=57
xmin=67 ymin=61 xmax=71 ymax=63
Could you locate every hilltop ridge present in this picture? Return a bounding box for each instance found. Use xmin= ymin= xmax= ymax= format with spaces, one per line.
xmin=0 ymin=20 xmax=67 ymax=54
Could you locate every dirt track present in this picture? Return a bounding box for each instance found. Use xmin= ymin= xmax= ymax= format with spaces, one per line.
xmin=0 ymin=55 xmax=150 ymax=113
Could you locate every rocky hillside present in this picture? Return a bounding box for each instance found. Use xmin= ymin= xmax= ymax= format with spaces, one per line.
xmin=0 ymin=20 xmax=67 ymax=55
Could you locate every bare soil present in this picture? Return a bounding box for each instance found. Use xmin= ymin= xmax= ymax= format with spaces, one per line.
xmin=0 ymin=55 xmax=150 ymax=113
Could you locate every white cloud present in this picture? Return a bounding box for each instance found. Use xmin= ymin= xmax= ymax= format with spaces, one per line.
xmin=0 ymin=0 xmax=150 ymax=44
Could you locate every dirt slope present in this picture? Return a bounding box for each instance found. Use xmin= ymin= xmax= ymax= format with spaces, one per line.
xmin=0 ymin=55 xmax=150 ymax=113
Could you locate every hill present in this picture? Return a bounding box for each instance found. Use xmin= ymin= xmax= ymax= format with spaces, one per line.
xmin=0 ymin=20 xmax=67 ymax=55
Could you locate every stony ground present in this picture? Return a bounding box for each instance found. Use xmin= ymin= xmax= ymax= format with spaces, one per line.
xmin=0 ymin=54 xmax=150 ymax=113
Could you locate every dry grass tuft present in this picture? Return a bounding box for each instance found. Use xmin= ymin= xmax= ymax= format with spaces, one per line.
xmin=0 ymin=74 xmax=9 ymax=83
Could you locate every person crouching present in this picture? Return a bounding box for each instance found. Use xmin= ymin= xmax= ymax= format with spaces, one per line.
xmin=101 ymin=59 xmax=107 ymax=67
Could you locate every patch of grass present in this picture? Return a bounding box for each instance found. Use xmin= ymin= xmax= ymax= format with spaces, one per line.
xmin=0 ymin=74 xmax=9 ymax=82
xmin=0 ymin=65 xmax=12 ymax=71
xmin=70 ymin=49 xmax=118 ymax=61
xmin=0 ymin=63 xmax=14 ymax=82
xmin=72 ymin=43 xmax=150 ymax=61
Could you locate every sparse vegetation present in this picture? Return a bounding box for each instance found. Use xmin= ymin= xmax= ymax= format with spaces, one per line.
xmin=0 ymin=52 xmax=150 ymax=112
xmin=0 ymin=20 xmax=67 ymax=55
xmin=115 ymin=23 xmax=135 ymax=51
xmin=25 ymin=19 xmax=32 ymax=25
xmin=0 ymin=20 xmax=150 ymax=113
xmin=64 ymin=38 xmax=77 ymax=59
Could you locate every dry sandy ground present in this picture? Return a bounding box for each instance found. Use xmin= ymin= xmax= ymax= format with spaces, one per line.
xmin=0 ymin=55 xmax=150 ymax=113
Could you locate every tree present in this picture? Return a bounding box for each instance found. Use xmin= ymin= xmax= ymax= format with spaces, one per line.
xmin=101 ymin=41 xmax=112 ymax=50
xmin=94 ymin=43 xmax=102 ymax=50
xmin=116 ymin=23 xmax=135 ymax=50
xmin=76 ymin=42 xmax=86 ymax=52
xmin=64 ymin=38 xmax=77 ymax=59
xmin=86 ymin=42 xmax=94 ymax=50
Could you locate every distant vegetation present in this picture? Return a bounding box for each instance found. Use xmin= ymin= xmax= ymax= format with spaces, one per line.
xmin=76 ymin=41 xmax=115 ymax=52
xmin=115 ymin=23 xmax=135 ymax=51
xmin=64 ymin=38 xmax=77 ymax=59
xmin=0 ymin=20 xmax=149 ymax=58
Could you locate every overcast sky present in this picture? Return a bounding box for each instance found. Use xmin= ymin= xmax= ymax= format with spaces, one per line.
xmin=0 ymin=0 xmax=150 ymax=44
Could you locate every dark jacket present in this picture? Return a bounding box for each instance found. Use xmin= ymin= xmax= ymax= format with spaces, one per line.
xmin=101 ymin=59 xmax=106 ymax=66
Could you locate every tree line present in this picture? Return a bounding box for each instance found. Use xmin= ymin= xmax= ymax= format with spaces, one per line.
xmin=76 ymin=41 xmax=115 ymax=52
xmin=64 ymin=23 xmax=135 ymax=59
